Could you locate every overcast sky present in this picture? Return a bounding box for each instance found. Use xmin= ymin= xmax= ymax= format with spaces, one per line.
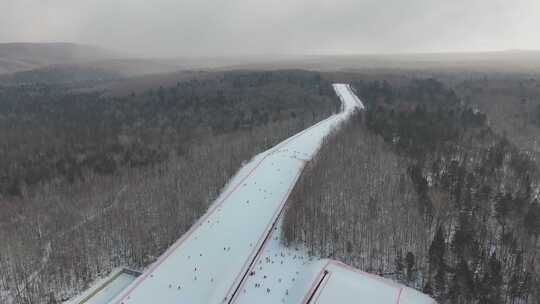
xmin=1 ymin=0 xmax=539 ymax=57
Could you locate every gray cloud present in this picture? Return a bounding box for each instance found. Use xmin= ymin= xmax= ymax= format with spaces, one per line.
xmin=1 ymin=0 xmax=539 ymax=56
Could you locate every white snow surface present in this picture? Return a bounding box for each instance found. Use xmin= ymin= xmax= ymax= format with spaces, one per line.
xmin=66 ymin=269 xmax=138 ymax=304
xmin=107 ymin=84 xmax=434 ymax=304
xmin=303 ymin=262 xmax=434 ymax=304
xmin=84 ymin=273 xmax=136 ymax=304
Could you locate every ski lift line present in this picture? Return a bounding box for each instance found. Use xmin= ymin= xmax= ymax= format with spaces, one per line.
xmin=395 ymin=286 xmax=405 ymax=304
xmin=226 ymin=166 xmax=305 ymax=304
xmin=111 ymin=96 xmax=341 ymax=304
xmin=300 ymin=261 xmax=332 ymax=304
xmin=311 ymin=272 xmax=332 ymax=304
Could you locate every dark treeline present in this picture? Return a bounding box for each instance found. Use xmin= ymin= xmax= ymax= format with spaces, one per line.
xmin=534 ymin=104 xmax=540 ymax=126
xmin=0 ymin=70 xmax=338 ymax=303
xmin=0 ymin=70 xmax=337 ymax=197
xmin=0 ymin=65 xmax=123 ymax=85
xmin=284 ymin=78 xmax=540 ymax=304
xmin=453 ymin=76 xmax=540 ymax=168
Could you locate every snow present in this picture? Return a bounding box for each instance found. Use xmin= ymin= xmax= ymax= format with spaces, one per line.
xmin=102 ymin=84 xmax=434 ymax=304
xmin=307 ymin=262 xmax=434 ymax=304
xmin=83 ymin=273 xmax=137 ymax=304
xmin=66 ymin=269 xmax=139 ymax=304
xmin=230 ymin=216 xmax=328 ymax=304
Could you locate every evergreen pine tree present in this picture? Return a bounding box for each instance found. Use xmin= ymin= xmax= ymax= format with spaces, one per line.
xmin=455 ymin=258 xmax=474 ymax=300
xmin=429 ymin=226 xmax=445 ymax=270
xmin=395 ymin=250 xmax=404 ymax=281
xmin=423 ymin=280 xmax=433 ymax=296
xmin=428 ymin=227 xmax=447 ymax=301
xmin=434 ymin=267 xmax=446 ymax=300
xmin=479 ymin=252 xmax=503 ymax=304
xmin=406 ymin=252 xmax=415 ymax=282
xmin=524 ymin=199 xmax=539 ymax=237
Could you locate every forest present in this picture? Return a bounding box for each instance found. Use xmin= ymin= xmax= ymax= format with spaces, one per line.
xmin=536 ymin=104 xmax=540 ymax=126
xmin=2 ymin=68 xmax=539 ymax=304
xmin=454 ymin=76 xmax=540 ymax=168
xmin=0 ymin=70 xmax=337 ymax=196
xmin=0 ymin=70 xmax=338 ymax=303
xmin=283 ymin=76 xmax=540 ymax=304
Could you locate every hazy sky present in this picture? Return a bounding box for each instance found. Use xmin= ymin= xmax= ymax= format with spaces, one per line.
xmin=1 ymin=0 xmax=539 ymax=57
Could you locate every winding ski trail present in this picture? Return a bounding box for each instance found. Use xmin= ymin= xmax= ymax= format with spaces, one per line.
xmin=109 ymin=84 xmax=433 ymax=304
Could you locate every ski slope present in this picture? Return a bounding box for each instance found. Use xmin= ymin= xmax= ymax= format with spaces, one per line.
xmin=67 ymin=269 xmax=139 ymax=304
xmin=107 ymin=84 xmax=434 ymax=304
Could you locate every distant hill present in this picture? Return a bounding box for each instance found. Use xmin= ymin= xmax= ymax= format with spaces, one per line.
xmin=221 ymin=50 xmax=540 ymax=73
xmin=0 ymin=64 xmax=123 ymax=84
xmin=0 ymin=43 xmax=229 ymax=84
xmin=0 ymin=42 xmax=117 ymax=74
xmin=0 ymin=59 xmax=190 ymax=85
xmin=2 ymin=45 xmax=539 ymax=86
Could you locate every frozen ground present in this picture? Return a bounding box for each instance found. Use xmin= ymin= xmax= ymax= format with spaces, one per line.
xmin=102 ymin=84 xmax=434 ymax=304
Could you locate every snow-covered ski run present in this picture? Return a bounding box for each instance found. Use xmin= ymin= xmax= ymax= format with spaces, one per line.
xmin=103 ymin=84 xmax=434 ymax=304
